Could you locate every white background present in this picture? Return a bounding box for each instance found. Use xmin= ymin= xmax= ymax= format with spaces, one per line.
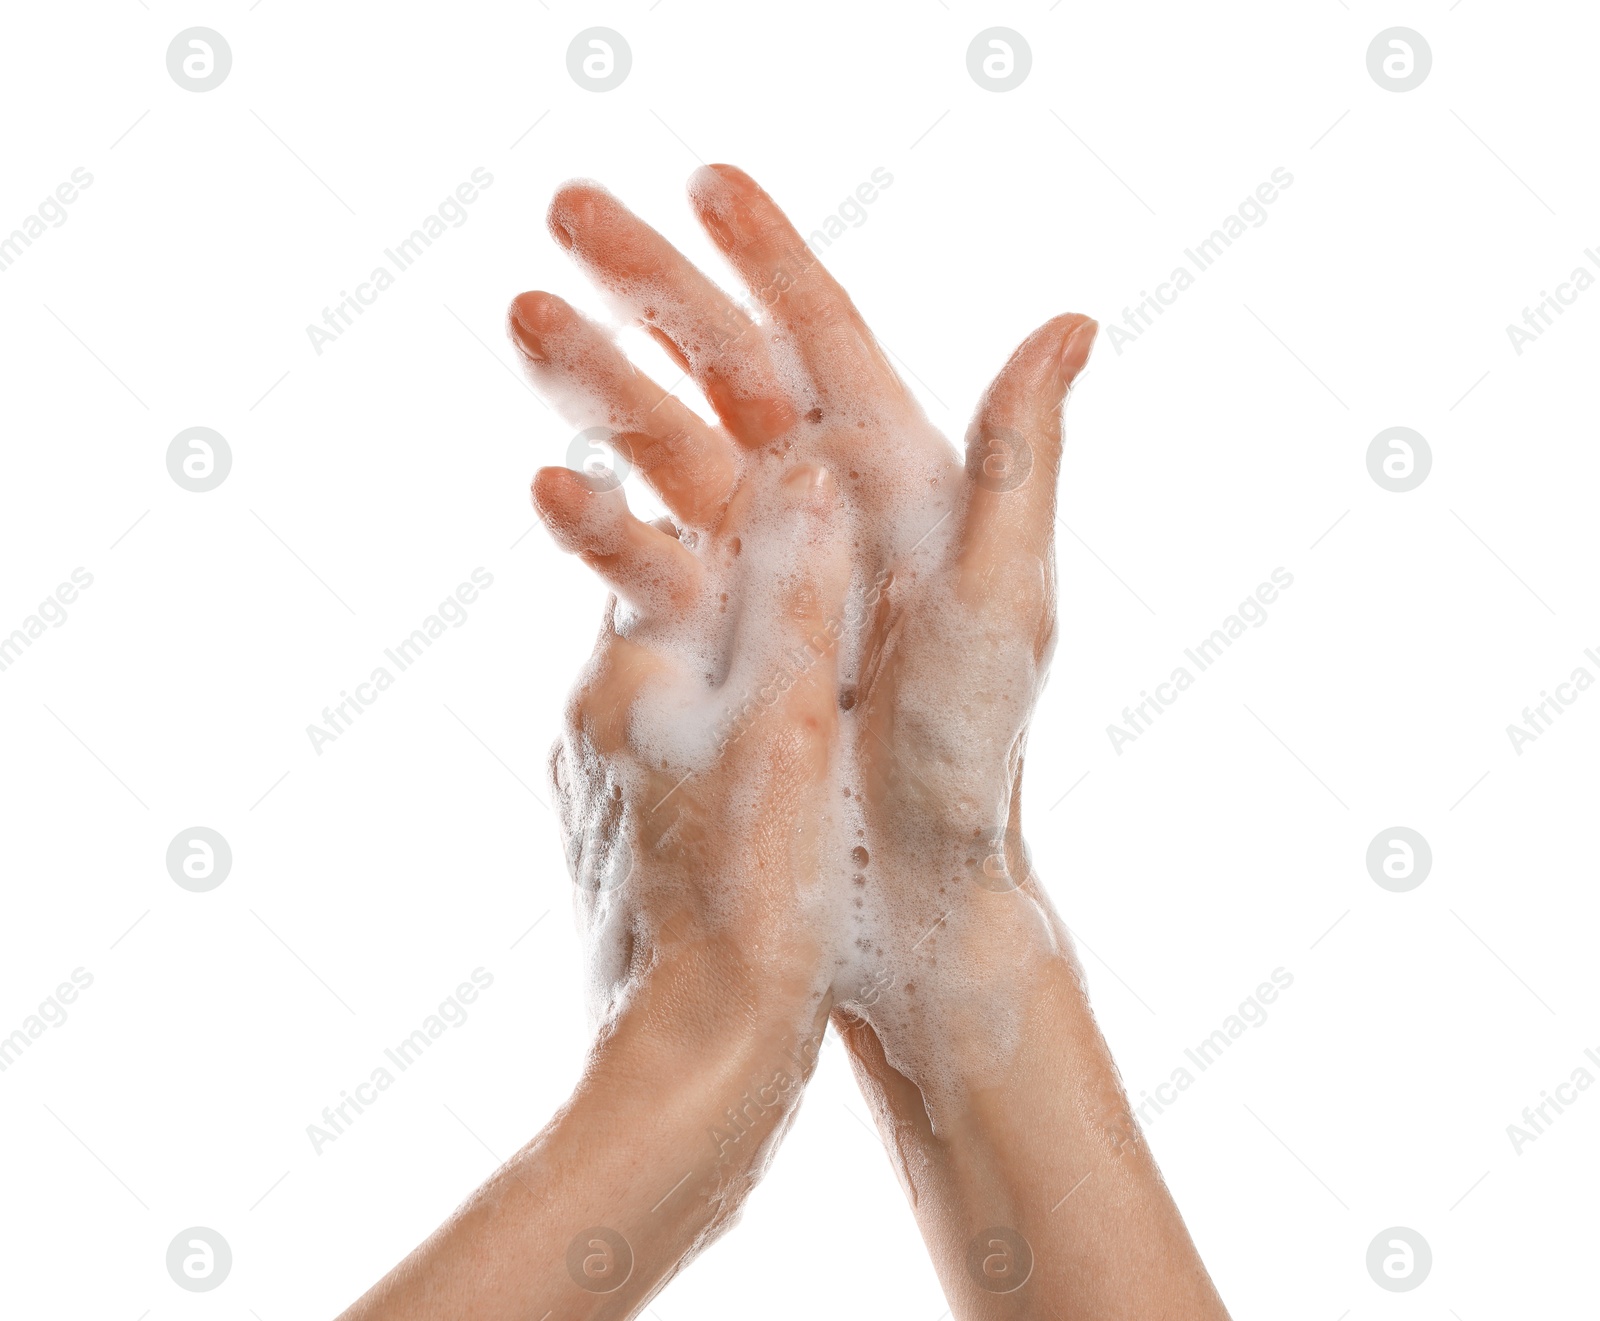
xmin=1 ymin=2 xmax=1596 ymax=1317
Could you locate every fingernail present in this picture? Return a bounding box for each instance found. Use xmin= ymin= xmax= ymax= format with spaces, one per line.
xmin=688 ymin=166 xmax=744 ymax=245
xmin=695 ymin=200 xmax=736 ymax=247
xmin=508 ymin=293 xmax=559 ymax=354
xmin=1060 ymin=318 xmax=1098 ymax=388
xmin=548 ymin=182 xmax=608 ymax=251
xmin=509 ymin=295 xmax=539 ymax=341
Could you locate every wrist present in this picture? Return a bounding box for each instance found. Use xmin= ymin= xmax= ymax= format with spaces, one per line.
xmin=846 ymin=892 xmax=1076 ymax=1117
xmin=588 ymin=933 xmax=828 ymax=1098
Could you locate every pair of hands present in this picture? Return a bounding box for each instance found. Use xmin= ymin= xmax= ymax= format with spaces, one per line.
xmin=519 ymin=165 xmax=1093 ymax=1129
xmin=519 ymin=164 xmax=1115 ymax=1304
xmin=336 ymin=166 xmax=1228 ymax=1321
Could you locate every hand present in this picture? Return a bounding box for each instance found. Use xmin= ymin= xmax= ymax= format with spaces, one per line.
xmin=335 ymin=422 xmax=858 ymax=1321
xmin=519 ymin=421 xmax=851 ymax=1033
xmin=832 ymin=252 xmax=1099 ymax=1113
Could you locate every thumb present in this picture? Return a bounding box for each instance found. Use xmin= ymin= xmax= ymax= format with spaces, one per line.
xmin=957 ymin=313 xmax=1096 ymax=578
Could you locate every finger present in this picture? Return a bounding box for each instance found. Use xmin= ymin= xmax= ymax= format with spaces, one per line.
xmin=770 ymin=465 xmax=852 ymax=735
xmin=548 ymin=182 xmax=798 ymax=446
xmin=687 ymin=164 xmax=907 ymax=409
xmin=718 ymin=465 xmax=850 ymax=764
xmin=532 ymin=465 xmax=703 ymax=611
xmin=957 ymin=314 xmax=1096 ymax=576
xmin=508 ymin=291 xmax=740 ymax=527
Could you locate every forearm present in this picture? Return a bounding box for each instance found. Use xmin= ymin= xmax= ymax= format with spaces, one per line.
xmin=841 ymin=912 xmax=1229 ymax=1320
xmin=338 ymin=949 xmax=828 ymax=1321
